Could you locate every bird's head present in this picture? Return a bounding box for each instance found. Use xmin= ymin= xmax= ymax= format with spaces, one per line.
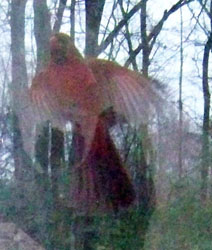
xmin=50 ymin=33 xmax=82 ymax=64
xmin=50 ymin=33 xmax=70 ymax=64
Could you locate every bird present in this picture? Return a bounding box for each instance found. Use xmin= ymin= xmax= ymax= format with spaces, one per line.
xmin=30 ymin=33 xmax=158 ymax=214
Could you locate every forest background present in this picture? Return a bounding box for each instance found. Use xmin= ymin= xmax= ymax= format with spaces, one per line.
xmin=0 ymin=0 xmax=212 ymax=249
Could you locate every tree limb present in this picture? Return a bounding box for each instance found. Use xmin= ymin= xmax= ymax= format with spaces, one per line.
xmin=96 ymin=1 xmax=143 ymax=56
xmin=148 ymin=0 xmax=194 ymax=44
xmin=53 ymin=0 xmax=67 ymax=33
xmin=200 ymin=0 xmax=212 ymax=203
xmin=70 ymin=0 xmax=76 ymax=40
xmin=118 ymin=0 xmax=138 ymax=70
xmin=125 ymin=0 xmax=194 ymax=68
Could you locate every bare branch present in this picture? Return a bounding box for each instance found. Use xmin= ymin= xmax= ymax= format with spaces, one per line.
xmin=118 ymin=0 xmax=138 ymax=70
xmin=96 ymin=1 xmax=143 ymax=56
xmin=197 ymin=0 xmax=212 ymax=20
xmin=53 ymin=0 xmax=67 ymax=33
xmin=125 ymin=0 xmax=194 ymax=68
xmin=148 ymin=0 xmax=194 ymax=45
xmin=70 ymin=0 xmax=76 ymax=40
xmin=124 ymin=43 xmax=143 ymax=68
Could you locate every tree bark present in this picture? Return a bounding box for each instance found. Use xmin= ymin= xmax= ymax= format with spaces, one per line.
xmin=10 ymin=0 xmax=36 ymax=232
xmin=33 ymin=2 xmax=71 ymax=248
xmin=85 ymin=0 xmax=105 ymax=56
xmin=201 ymin=32 xmax=212 ymax=202
xmin=50 ymin=128 xmax=65 ymax=207
xmin=53 ymin=0 xmax=67 ymax=33
xmin=10 ymin=0 xmax=31 ymax=182
xmin=140 ymin=0 xmax=150 ymax=76
xmin=33 ymin=0 xmax=52 ymax=195
xmin=178 ymin=7 xmax=184 ymax=178
xmin=33 ymin=0 xmax=51 ymax=72
xmin=70 ymin=0 xmax=76 ymax=41
xmin=34 ymin=124 xmax=50 ymax=196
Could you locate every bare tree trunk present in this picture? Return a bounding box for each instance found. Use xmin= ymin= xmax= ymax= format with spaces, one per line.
xmin=34 ymin=124 xmax=50 ymax=196
xmin=33 ymin=0 xmax=51 ymax=196
xmin=33 ymin=0 xmax=51 ymax=72
xmin=85 ymin=0 xmax=105 ymax=56
xmin=140 ymin=0 xmax=150 ymax=77
xmin=70 ymin=0 xmax=76 ymax=41
xmin=201 ymin=31 xmax=212 ymax=203
xmin=10 ymin=0 xmax=32 ymax=182
xmin=32 ymin=3 xmax=54 ymax=246
xmin=138 ymin=9 xmax=157 ymax=212
xmin=50 ymin=128 xmax=65 ymax=207
xmin=10 ymin=0 xmax=37 ymax=232
xmin=178 ymin=7 xmax=184 ymax=178
xmin=33 ymin=2 xmax=72 ymax=249
xmin=53 ymin=0 xmax=67 ymax=33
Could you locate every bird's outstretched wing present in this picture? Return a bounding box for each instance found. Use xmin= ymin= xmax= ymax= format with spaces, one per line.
xmin=87 ymin=58 xmax=160 ymax=128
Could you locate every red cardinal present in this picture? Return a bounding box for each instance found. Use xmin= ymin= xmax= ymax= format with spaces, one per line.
xmin=30 ymin=33 xmax=157 ymax=214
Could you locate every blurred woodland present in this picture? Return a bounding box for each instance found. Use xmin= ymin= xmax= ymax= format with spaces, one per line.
xmin=0 ymin=0 xmax=212 ymax=249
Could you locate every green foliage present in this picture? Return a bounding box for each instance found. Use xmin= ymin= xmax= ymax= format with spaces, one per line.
xmin=0 ymin=180 xmax=14 ymax=218
xmin=2 ymin=176 xmax=212 ymax=250
xmin=92 ymin=208 xmax=152 ymax=250
xmin=144 ymin=179 xmax=212 ymax=250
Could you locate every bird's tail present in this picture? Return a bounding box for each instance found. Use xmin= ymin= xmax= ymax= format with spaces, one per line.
xmin=69 ymin=115 xmax=135 ymax=214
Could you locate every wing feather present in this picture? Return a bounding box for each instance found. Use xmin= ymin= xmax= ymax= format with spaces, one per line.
xmin=87 ymin=58 xmax=160 ymax=128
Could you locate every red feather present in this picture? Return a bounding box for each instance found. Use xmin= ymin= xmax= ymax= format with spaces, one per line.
xmin=70 ymin=114 xmax=135 ymax=214
xmin=30 ymin=33 xmax=158 ymax=214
